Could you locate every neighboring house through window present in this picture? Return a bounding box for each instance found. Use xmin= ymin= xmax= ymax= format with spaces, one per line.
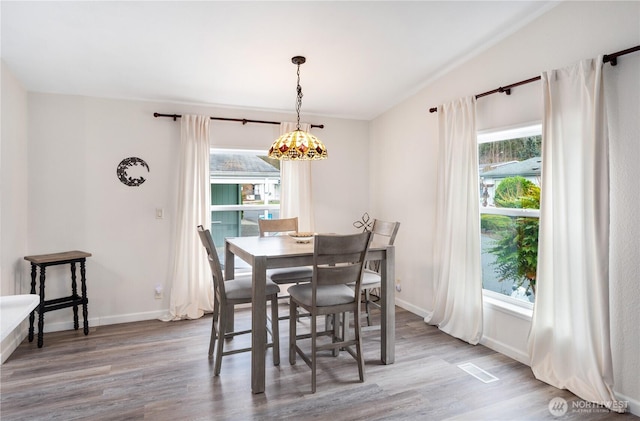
xmin=209 ymin=149 xmax=281 ymax=262
xmin=478 ymin=124 xmax=542 ymax=306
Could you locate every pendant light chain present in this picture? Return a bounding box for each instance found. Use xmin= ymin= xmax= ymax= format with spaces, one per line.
xmin=296 ymin=62 xmax=303 ymax=131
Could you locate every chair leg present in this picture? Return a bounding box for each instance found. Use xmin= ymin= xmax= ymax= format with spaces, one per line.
xmin=214 ymin=305 xmax=227 ymax=376
xmin=209 ymin=298 xmax=220 ymax=357
xmin=354 ymin=307 xmax=365 ymax=383
xmin=289 ymin=299 xmax=297 ymax=365
xmin=364 ymin=289 xmax=372 ymax=326
xmin=311 ymin=310 xmax=317 ymax=394
xmin=342 ymin=312 xmax=351 ymax=342
xmin=225 ymin=305 xmax=234 ymax=340
xmin=270 ymin=296 xmax=280 ymax=366
xmin=332 ymin=313 xmax=341 ymax=357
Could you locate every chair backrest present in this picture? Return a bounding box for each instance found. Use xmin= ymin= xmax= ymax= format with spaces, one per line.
xmin=197 ymin=225 xmax=226 ymax=300
xmin=313 ymin=232 xmax=372 ymax=295
xmin=368 ymin=219 xmax=400 ymax=272
xmin=371 ymin=219 xmax=400 ymax=246
xmin=258 ymin=217 xmax=298 ymax=237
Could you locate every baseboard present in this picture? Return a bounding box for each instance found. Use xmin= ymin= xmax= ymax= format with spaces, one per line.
xmin=395 ymin=298 xmax=530 ymax=365
xmin=615 ymin=391 xmax=640 ymax=416
xmin=96 ymin=310 xmax=170 ymax=326
xmin=479 ymin=335 xmax=530 ymax=366
xmin=394 ymin=297 xmax=428 ymax=318
xmin=41 ymin=310 xmax=170 ymax=333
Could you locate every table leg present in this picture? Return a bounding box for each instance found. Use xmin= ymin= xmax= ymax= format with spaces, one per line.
xmin=28 ymin=264 xmax=37 ymax=342
xmin=80 ymin=260 xmax=89 ymax=335
xmin=251 ymin=256 xmax=267 ymax=394
xmin=380 ymin=246 xmax=395 ymax=364
xmin=224 ymin=245 xmax=233 ymax=281
xmin=37 ymin=267 xmax=46 ymax=348
xmin=71 ymin=262 xmax=79 ymax=330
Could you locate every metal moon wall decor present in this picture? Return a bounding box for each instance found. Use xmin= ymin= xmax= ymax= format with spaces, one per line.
xmin=116 ymin=157 xmax=149 ymax=187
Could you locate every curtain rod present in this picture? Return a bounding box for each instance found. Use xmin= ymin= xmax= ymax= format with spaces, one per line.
xmin=153 ymin=112 xmax=324 ymax=129
xmin=429 ymin=44 xmax=640 ymax=113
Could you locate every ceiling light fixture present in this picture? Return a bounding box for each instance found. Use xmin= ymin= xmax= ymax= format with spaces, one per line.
xmin=268 ymin=56 xmax=328 ymax=160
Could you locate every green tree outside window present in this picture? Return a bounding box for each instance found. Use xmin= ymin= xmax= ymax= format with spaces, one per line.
xmin=483 ymin=176 xmax=540 ymax=296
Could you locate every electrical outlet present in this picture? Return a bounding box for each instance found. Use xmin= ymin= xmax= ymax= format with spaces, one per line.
xmin=395 ymin=280 xmax=402 ymax=292
xmin=155 ymin=285 xmax=163 ymax=299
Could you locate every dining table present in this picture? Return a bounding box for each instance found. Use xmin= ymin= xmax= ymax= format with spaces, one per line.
xmin=224 ymin=234 xmax=396 ymax=394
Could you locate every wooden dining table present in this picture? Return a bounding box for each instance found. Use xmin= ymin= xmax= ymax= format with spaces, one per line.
xmin=224 ymin=234 xmax=395 ymax=394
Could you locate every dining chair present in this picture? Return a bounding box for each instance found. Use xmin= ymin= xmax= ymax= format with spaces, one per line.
xmin=355 ymin=219 xmax=400 ymax=327
xmin=288 ymin=231 xmax=373 ymax=393
xmin=258 ymin=216 xmax=299 ymax=237
xmin=258 ymin=217 xmax=313 ymax=319
xmin=196 ymin=225 xmax=281 ymax=375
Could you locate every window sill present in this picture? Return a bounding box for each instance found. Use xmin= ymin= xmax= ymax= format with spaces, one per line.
xmin=483 ymin=291 xmax=533 ymax=322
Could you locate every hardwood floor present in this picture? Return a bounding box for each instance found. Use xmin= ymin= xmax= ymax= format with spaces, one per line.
xmin=1 ymin=305 xmax=636 ymax=421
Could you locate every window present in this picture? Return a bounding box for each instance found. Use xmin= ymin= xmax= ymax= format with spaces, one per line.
xmin=478 ymin=124 xmax=542 ymax=305
xmin=209 ymin=149 xmax=281 ymax=260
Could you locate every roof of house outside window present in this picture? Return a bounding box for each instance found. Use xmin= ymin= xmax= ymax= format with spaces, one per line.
xmin=210 ymin=153 xmax=279 ymax=179
xmin=481 ymin=156 xmax=542 ymax=178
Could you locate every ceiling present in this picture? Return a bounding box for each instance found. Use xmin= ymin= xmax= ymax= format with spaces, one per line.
xmin=1 ymin=1 xmax=556 ymax=120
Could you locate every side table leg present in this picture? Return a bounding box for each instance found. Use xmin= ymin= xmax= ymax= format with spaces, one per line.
xmin=80 ymin=260 xmax=89 ymax=335
xmin=71 ymin=262 xmax=79 ymax=330
xmin=38 ymin=266 xmax=46 ymax=348
xmin=28 ymin=264 xmax=37 ymax=342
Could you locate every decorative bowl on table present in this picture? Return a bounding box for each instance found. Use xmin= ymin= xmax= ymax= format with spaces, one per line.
xmin=288 ymin=232 xmax=315 ymax=243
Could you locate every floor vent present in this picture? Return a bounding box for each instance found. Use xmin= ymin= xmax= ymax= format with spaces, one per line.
xmin=457 ymin=362 xmax=499 ymax=383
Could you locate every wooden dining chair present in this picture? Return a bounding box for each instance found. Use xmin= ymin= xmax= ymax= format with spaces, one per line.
xmin=258 ymin=217 xmax=313 ymax=319
xmin=258 ymin=216 xmax=299 ymax=237
xmin=288 ymin=231 xmax=372 ymax=393
xmin=196 ymin=225 xmax=281 ymax=375
xmin=354 ymin=219 xmax=400 ymax=327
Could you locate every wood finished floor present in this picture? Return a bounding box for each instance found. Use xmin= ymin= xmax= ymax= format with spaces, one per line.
xmin=1 ymin=305 xmax=636 ymax=421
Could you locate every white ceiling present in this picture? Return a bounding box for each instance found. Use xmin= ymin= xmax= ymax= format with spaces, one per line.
xmin=1 ymin=1 xmax=557 ymax=120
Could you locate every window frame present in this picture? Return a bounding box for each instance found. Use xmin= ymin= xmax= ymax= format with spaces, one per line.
xmin=477 ymin=122 xmax=542 ymax=311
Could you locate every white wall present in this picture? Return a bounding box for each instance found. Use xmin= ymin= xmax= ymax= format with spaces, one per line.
xmin=1 ymin=61 xmax=29 ymax=296
xmin=23 ymin=94 xmax=368 ymax=330
xmin=1 ymin=61 xmax=30 ymax=361
xmin=606 ymin=21 xmax=640 ymax=412
xmin=370 ymin=0 xmax=639 ymax=411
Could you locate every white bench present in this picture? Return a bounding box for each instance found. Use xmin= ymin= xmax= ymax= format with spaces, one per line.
xmin=1 ymin=294 xmax=40 ymax=342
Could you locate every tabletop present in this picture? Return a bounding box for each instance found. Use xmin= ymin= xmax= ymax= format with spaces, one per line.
xmin=24 ymin=251 xmax=92 ymax=265
xmin=226 ymin=235 xmax=390 ymax=262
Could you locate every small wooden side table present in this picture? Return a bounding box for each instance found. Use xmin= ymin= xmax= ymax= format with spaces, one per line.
xmin=24 ymin=250 xmax=92 ymax=348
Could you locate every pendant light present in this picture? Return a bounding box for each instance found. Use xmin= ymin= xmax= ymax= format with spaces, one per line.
xmin=268 ymin=56 xmax=328 ymax=160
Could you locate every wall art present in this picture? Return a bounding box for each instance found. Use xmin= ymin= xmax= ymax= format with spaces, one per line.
xmin=116 ymin=157 xmax=149 ymax=187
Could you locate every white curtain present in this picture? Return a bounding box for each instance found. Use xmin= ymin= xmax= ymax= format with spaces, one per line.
xmin=279 ymin=122 xmax=315 ymax=232
xmin=164 ymin=115 xmax=214 ymax=321
xmin=425 ymin=97 xmax=483 ymax=345
xmin=528 ymin=57 xmax=621 ymax=409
